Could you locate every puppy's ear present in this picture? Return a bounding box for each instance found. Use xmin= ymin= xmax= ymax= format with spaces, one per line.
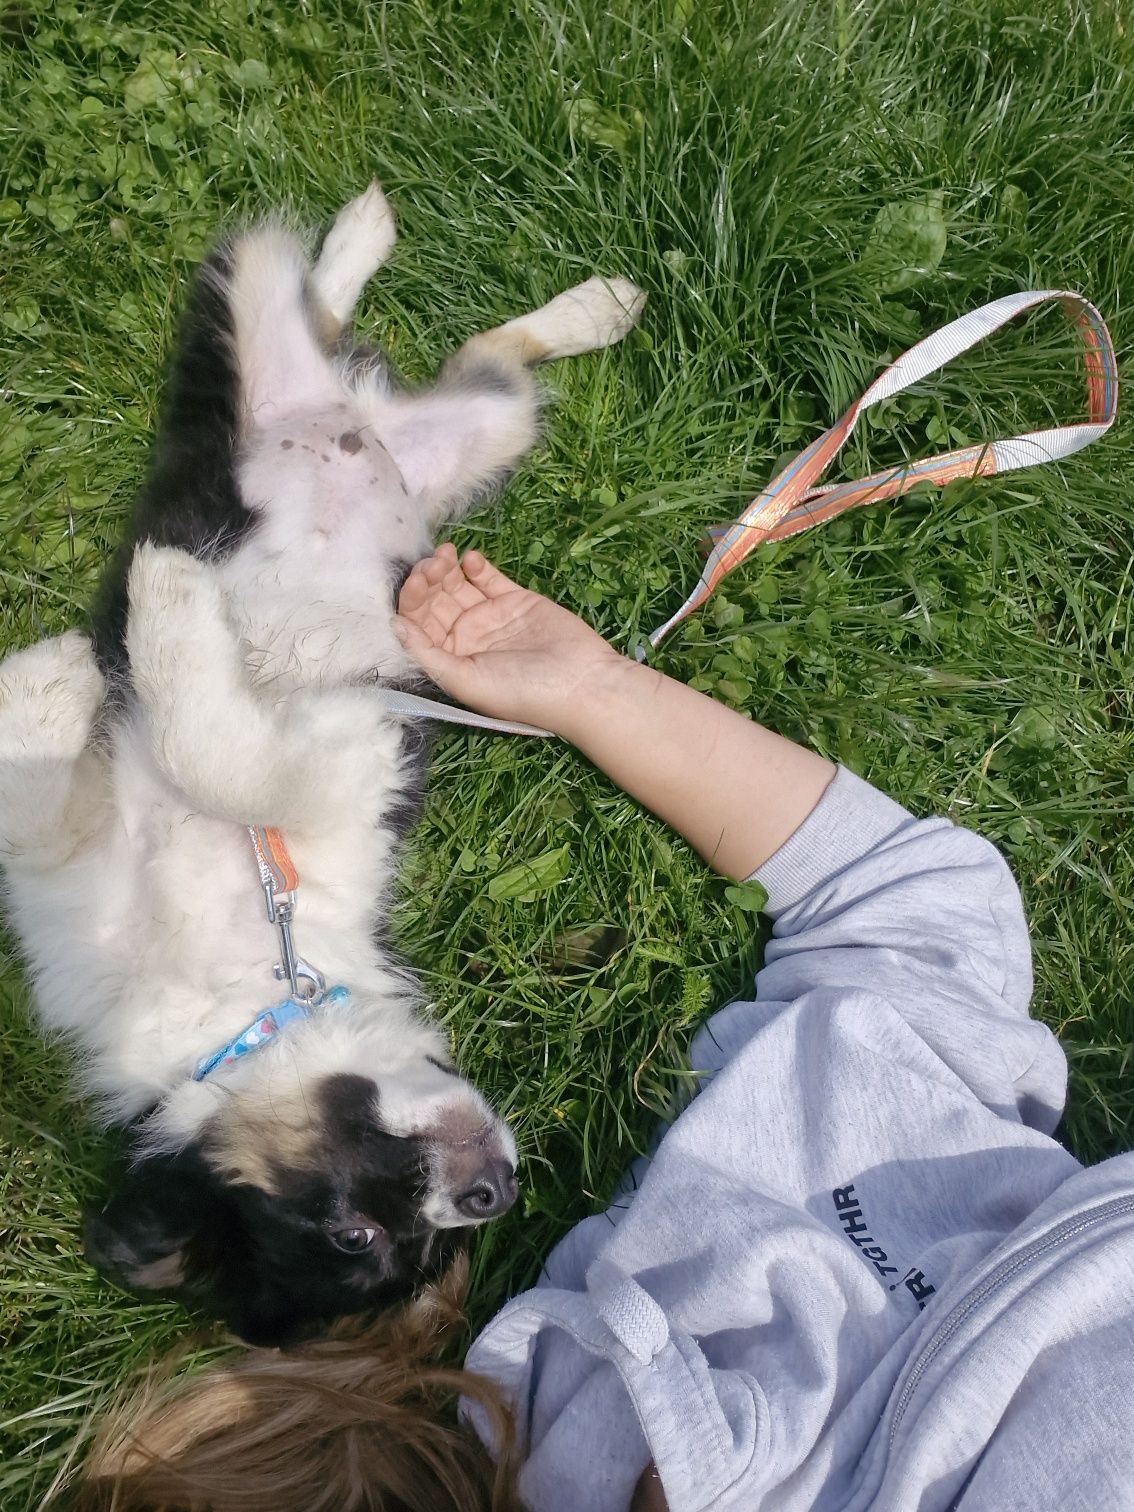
xmin=83 ymin=1149 xmax=222 ymax=1297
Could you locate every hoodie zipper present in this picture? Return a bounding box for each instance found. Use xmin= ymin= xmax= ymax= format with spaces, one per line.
xmin=888 ymin=1194 xmax=1134 ymax=1445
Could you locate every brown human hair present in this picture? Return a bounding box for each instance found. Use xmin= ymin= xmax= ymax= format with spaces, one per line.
xmin=74 ymin=1257 xmax=524 ymax=1512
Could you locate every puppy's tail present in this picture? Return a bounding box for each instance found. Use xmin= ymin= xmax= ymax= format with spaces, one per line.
xmin=74 ymin=1257 xmax=525 ymax=1512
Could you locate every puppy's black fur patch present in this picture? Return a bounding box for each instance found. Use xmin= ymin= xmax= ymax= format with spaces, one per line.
xmin=89 ymin=243 xmax=253 ymax=679
xmin=86 ymin=1075 xmax=463 ymax=1347
xmin=386 ymin=721 xmax=432 ymax=843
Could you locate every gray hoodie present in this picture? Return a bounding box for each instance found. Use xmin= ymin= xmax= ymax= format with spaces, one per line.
xmin=467 ymin=767 xmax=1134 ymax=1510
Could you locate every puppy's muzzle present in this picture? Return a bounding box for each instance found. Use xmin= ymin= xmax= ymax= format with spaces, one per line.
xmin=455 ymin=1157 xmax=518 ymax=1221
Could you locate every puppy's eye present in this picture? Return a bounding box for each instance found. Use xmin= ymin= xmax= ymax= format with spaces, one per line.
xmin=331 ymin=1227 xmax=379 ymax=1254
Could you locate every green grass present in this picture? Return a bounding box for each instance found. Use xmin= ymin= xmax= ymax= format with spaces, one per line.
xmin=2 ymin=0 xmax=1133 ymax=1503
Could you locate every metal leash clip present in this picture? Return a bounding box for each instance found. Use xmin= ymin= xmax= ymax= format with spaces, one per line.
xmin=269 ymin=896 xmax=326 ymax=1001
xmin=248 ymin=825 xmax=327 ymax=1002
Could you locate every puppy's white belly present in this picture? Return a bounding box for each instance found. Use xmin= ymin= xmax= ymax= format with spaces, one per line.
xmin=7 ymin=845 xmax=136 ymax=1039
xmin=227 ymin=406 xmax=433 ymax=689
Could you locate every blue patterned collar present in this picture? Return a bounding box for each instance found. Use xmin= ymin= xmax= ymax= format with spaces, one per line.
xmin=193 ymin=985 xmax=351 ymax=1082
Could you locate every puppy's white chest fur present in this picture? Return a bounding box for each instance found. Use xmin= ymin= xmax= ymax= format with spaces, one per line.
xmin=21 ymin=725 xmax=286 ymax=1101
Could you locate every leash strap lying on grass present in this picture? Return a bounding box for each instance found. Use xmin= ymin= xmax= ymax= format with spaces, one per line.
xmin=642 ymin=289 xmax=1118 ymax=655
xmin=374 ymin=685 xmax=553 ymax=738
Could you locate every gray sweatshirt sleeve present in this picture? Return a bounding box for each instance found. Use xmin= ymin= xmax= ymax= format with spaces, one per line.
xmin=739 ymin=766 xmax=1066 ymax=1131
xmin=468 ymin=767 xmax=1085 ymax=1512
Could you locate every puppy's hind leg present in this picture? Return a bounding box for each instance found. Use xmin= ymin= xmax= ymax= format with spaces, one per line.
xmin=383 ymin=275 xmax=646 ymax=527
xmin=0 ymin=632 xmax=109 ymax=866
xmin=229 ymin=226 xmax=344 ymax=428
xmin=448 ymin=275 xmax=647 ymax=375
xmin=309 ymin=183 xmax=398 ymax=339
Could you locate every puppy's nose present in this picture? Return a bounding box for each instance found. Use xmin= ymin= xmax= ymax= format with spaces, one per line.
xmin=455 ymin=1160 xmax=518 ymax=1221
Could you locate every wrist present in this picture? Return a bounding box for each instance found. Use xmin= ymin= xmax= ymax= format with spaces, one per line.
xmin=551 ymin=648 xmax=653 ymax=745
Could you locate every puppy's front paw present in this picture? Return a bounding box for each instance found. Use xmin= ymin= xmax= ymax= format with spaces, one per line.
xmin=128 ymin=542 xmax=217 ymax=618
xmin=126 ymin=545 xmax=234 ymax=717
xmin=0 ymin=631 xmax=105 ymax=758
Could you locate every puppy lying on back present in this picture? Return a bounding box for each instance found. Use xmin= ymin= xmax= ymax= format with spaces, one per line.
xmin=0 ymin=184 xmax=643 ymax=1345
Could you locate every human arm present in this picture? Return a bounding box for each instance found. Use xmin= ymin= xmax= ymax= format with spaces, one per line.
xmin=394 ymin=544 xmax=835 ymax=880
xmin=397 ymin=545 xmax=1065 ymax=1127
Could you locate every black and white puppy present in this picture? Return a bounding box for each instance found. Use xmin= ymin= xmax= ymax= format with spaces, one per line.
xmin=0 ymin=185 xmax=643 ymax=1345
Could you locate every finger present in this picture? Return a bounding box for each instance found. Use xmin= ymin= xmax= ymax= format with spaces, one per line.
xmin=392 ymin=616 xmax=469 ymax=692
xmin=441 ymin=558 xmax=489 ymax=613
xmin=449 ymin=577 xmax=490 ymax=613
xmin=399 ymin=552 xmax=448 ymax=608
xmin=395 ymin=610 xmax=460 ymax=658
xmin=394 ymin=583 xmax=454 ymax=646
xmin=398 ymin=564 xmax=431 ymax=614
xmin=410 ymin=563 xmax=476 ymax=636
xmin=418 ymin=545 xmax=458 ymax=588
xmin=392 ymin=615 xmax=427 ymax=651
xmin=462 ymin=550 xmax=522 ymax=600
xmin=442 ymin=556 xmax=470 ymax=594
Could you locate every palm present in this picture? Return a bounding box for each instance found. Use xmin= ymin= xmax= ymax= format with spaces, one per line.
xmin=396 ymin=546 xmax=615 ymax=731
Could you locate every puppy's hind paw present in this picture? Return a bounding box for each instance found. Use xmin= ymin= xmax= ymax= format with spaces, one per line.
xmin=312 ymin=182 xmax=398 ymax=325
xmin=519 ymin=276 xmax=647 ymax=361
xmin=573 ymin=275 xmax=648 ymax=344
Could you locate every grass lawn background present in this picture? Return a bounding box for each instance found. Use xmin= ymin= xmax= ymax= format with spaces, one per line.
xmin=1 ymin=0 xmax=1132 ymax=1503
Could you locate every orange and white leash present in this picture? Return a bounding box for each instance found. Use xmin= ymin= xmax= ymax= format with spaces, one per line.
xmin=641 ymin=289 xmax=1118 ymax=655
xmin=373 ymin=686 xmax=552 ymax=738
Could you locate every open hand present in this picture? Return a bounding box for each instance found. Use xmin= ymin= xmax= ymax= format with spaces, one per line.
xmin=394 ymin=545 xmax=622 ymax=738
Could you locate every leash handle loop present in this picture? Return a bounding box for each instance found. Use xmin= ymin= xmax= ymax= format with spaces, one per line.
xmin=643 ymin=290 xmax=1117 ymax=654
